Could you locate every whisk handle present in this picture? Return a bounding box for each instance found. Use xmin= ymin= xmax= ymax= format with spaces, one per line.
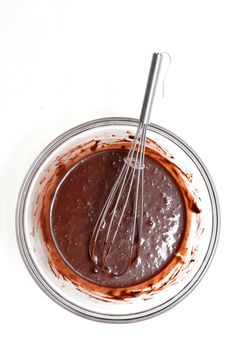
xmin=140 ymin=53 xmax=163 ymax=125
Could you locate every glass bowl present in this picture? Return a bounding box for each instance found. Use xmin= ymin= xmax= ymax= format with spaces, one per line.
xmin=16 ymin=117 xmax=220 ymax=322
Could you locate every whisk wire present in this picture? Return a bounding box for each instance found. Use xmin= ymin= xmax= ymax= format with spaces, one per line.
xmin=97 ymin=127 xmax=145 ymax=275
xmin=89 ymin=124 xmax=142 ymax=269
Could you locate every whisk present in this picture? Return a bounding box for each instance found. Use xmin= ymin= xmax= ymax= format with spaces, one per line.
xmin=89 ymin=52 xmax=171 ymax=276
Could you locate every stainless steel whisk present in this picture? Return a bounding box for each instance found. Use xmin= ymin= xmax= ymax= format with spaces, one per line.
xmin=89 ymin=52 xmax=171 ymax=276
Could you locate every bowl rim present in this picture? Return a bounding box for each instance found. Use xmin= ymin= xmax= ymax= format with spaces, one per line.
xmin=15 ymin=116 xmax=220 ymax=323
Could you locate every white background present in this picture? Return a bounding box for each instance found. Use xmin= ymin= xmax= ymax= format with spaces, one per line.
xmin=0 ymin=0 xmax=243 ymax=348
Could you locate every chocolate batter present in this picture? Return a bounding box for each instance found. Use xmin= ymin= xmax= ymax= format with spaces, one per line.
xmin=50 ymin=149 xmax=186 ymax=288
